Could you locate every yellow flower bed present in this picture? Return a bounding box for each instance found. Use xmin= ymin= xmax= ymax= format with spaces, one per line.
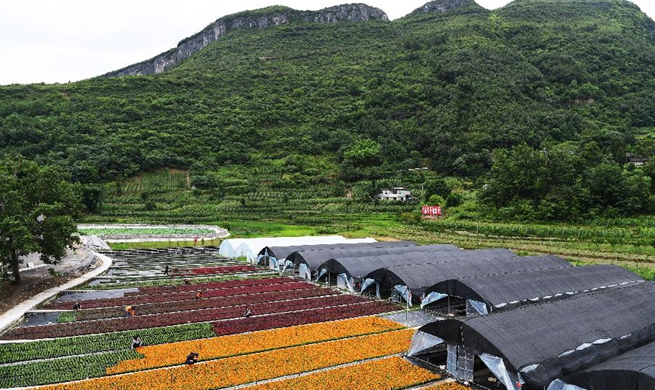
xmin=242 ymin=356 xmax=440 ymax=390
xmin=36 ymin=329 xmax=414 ymax=390
xmin=108 ymin=316 xmax=403 ymax=374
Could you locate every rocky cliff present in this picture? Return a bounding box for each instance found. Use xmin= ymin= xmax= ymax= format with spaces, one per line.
xmin=409 ymin=0 xmax=485 ymax=15
xmin=105 ymin=3 xmax=388 ymax=77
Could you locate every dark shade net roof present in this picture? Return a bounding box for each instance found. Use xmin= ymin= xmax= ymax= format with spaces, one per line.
xmin=289 ymin=243 xmax=461 ymax=271
xmin=259 ymin=241 xmax=417 ymax=262
xmin=427 ymin=264 xmax=643 ymax=311
xmin=564 ymin=341 xmax=655 ymax=390
xmin=418 ymin=282 xmax=655 ymax=388
xmin=326 ymin=248 xmax=516 ymax=281
xmin=369 ymin=255 xmax=570 ymax=296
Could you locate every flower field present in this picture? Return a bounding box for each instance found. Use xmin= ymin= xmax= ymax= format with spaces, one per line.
xmin=241 ymin=356 xmax=441 ymax=390
xmin=211 ymin=300 xmax=398 ymax=335
xmin=124 ymin=275 xmax=292 ymax=295
xmin=43 ymin=278 xmax=308 ymax=310
xmin=1 ymin=249 xmax=444 ymax=389
xmin=73 ymin=285 xmax=338 ymax=321
xmin=35 ymin=330 xmax=415 ymax=390
xmin=0 ymin=323 xmax=215 ymax=364
xmin=3 ymin=294 xmax=376 ymax=339
xmin=169 ymin=264 xmax=258 ymax=276
xmin=107 ymin=316 xmax=404 ymax=374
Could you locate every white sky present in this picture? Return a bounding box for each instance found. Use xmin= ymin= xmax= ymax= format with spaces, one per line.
xmin=0 ymin=0 xmax=653 ymax=85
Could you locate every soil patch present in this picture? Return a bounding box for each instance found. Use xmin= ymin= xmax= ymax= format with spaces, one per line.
xmin=0 ymin=248 xmax=99 ymax=316
xmin=0 ymin=271 xmax=76 ymax=316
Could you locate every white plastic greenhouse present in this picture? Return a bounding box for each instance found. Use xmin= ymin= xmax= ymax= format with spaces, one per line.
xmin=219 ymin=236 xmax=353 ymax=262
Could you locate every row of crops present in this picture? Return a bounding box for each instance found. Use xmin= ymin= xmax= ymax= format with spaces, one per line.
xmin=424 ymin=219 xmax=655 ymax=247
xmin=92 ymin=167 xmax=416 ymax=225
xmin=78 ymin=227 xmax=217 ymax=237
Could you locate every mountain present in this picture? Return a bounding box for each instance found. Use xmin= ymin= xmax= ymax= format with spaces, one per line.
xmin=105 ymin=4 xmax=388 ymax=77
xmin=0 ymin=0 xmax=654 ymax=219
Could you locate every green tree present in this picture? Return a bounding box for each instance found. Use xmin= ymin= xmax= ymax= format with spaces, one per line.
xmin=340 ymin=139 xmax=383 ymax=182
xmin=0 ymin=158 xmax=81 ymax=283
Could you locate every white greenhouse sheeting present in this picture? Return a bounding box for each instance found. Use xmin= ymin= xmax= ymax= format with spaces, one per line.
xmin=81 ymin=235 xmax=111 ymax=250
xmin=219 ymin=236 xmax=350 ymax=262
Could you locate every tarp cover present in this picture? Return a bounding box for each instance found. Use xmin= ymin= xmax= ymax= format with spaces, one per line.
xmin=417 ymin=282 xmax=655 ymax=388
xmin=219 ymin=236 xmax=347 ymax=260
xmin=257 ymin=240 xmax=409 ymax=263
xmin=289 ymin=243 xmax=460 ymax=271
xmin=427 ymin=264 xmax=643 ymax=312
xmin=372 ymin=254 xmax=570 ymax=296
xmin=81 ymin=235 xmax=111 ymax=250
xmin=318 ymin=244 xmax=468 ymax=280
xmin=562 ymin=341 xmax=655 ymax=390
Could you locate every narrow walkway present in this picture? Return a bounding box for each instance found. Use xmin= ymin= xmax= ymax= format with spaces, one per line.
xmin=0 ymin=252 xmax=113 ymax=335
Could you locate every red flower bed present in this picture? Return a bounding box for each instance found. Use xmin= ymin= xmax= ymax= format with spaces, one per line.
xmin=75 ymin=286 xmax=339 ymax=321
xmin=3 ymin=295 xmax=376 ymax=340
xmin=168 ymin=265 xmax=259 ymax=277
xmin=129 ymin=277 xmax=293 ymax=296
xmin=44 ymin=280 xmax=311 ymax=310
xmin=212 ymin=300 xmax=400 ymax=336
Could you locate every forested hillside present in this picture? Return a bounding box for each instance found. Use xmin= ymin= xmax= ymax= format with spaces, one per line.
xmin=1 ymin=0 xmax=654 ymax=221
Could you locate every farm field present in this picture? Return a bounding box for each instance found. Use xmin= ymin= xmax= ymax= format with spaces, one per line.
xmin=0 ymin=247 xmax=447 ymax=390
xmin=89 ymin=170 xmax=655 ymax=280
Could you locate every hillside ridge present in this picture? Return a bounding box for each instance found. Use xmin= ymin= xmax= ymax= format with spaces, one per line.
xmin=409 ymin=0 xmax=486 ymax=15
xmin=104 ymin=3 xmax=388 ymax=77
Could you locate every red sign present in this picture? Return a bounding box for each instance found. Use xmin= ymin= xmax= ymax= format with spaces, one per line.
xmin=422 ymin=205 xmax=442 ymax=216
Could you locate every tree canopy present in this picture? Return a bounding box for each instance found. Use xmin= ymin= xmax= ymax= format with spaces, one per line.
xmin=0 ymin=158 xmax=81 ymax=283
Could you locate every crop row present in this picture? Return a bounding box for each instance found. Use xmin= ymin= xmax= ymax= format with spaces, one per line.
xmin=168 ymin=264 xmax=258 ymax=276
xmin=4 ymin=295 xmax=374 ymax=340
xmin=44 ymin=279 xmax=309 ymax=310
xmin=80 ymin=274 xmax=274 ymax=291
xmin=36 ymin=330 xmax=414 ymax=390
xmin=0 ymin=350 xmax=140 ymax=388
xmin=424 ymin=219 xmax=655 ymax=247
xmin=212 ymin=300 xmax=400 ymax=336
xmin=128 ymin=276 xmax=292 ymax=295
xmin=78 ymin=227 xmax=215 ymax=237
xmin=107 ymin=316 xmax=403 ymax=374
xmin=0 ymin=323 xmax=216 ymax=365
xmin=74 ymin=286 xmax=337 ymax=321
xmin=242 ymin=356 xmax=440 ymax=390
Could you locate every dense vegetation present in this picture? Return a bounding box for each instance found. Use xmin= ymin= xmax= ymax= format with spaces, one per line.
xmin=0 ymin=157 xmax=81 ymax=282
xmin=0 ymin=0 xmax=654 ymax=221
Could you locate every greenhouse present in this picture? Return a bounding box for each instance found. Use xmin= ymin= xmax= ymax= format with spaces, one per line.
xmin=422 ymin=264 xmax=643 ymax=313
xmin=317 ymin=247 xmax=504 ymax=294
xmin=550 ymin=341 xmax=655 ymax=390
xmin=365 ymin=251 xmax=572 ymax=312
xmin=288 ymin=244 xmax=461 ymax=282
xmin=218 ymin=236 xmax=348 ymax=261
xmin=314 ymin=245 xmax=463 ymax=290
xmin=255 ymin=239 xmax=399 ymax=269
xmin=408 ymin=282 xmax=655 ymax=390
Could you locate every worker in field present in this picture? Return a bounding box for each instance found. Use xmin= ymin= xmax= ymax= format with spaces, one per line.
xmin=131 ymin=335 xmax=143 ymax=349
xmin=125 ymin=305 xmax=136 ymax=317
xmin=185 ymin=351 xmax=199 ymax=365
xmin=244 ymin=305 xmax=252 ymax=317
xmin=195 ymin=291 xmax=203 ymax=300
xmin=164 ymin=265 xmax=169 ymax=275
xmin=72 ymin=301 xmax=81 ymax=310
